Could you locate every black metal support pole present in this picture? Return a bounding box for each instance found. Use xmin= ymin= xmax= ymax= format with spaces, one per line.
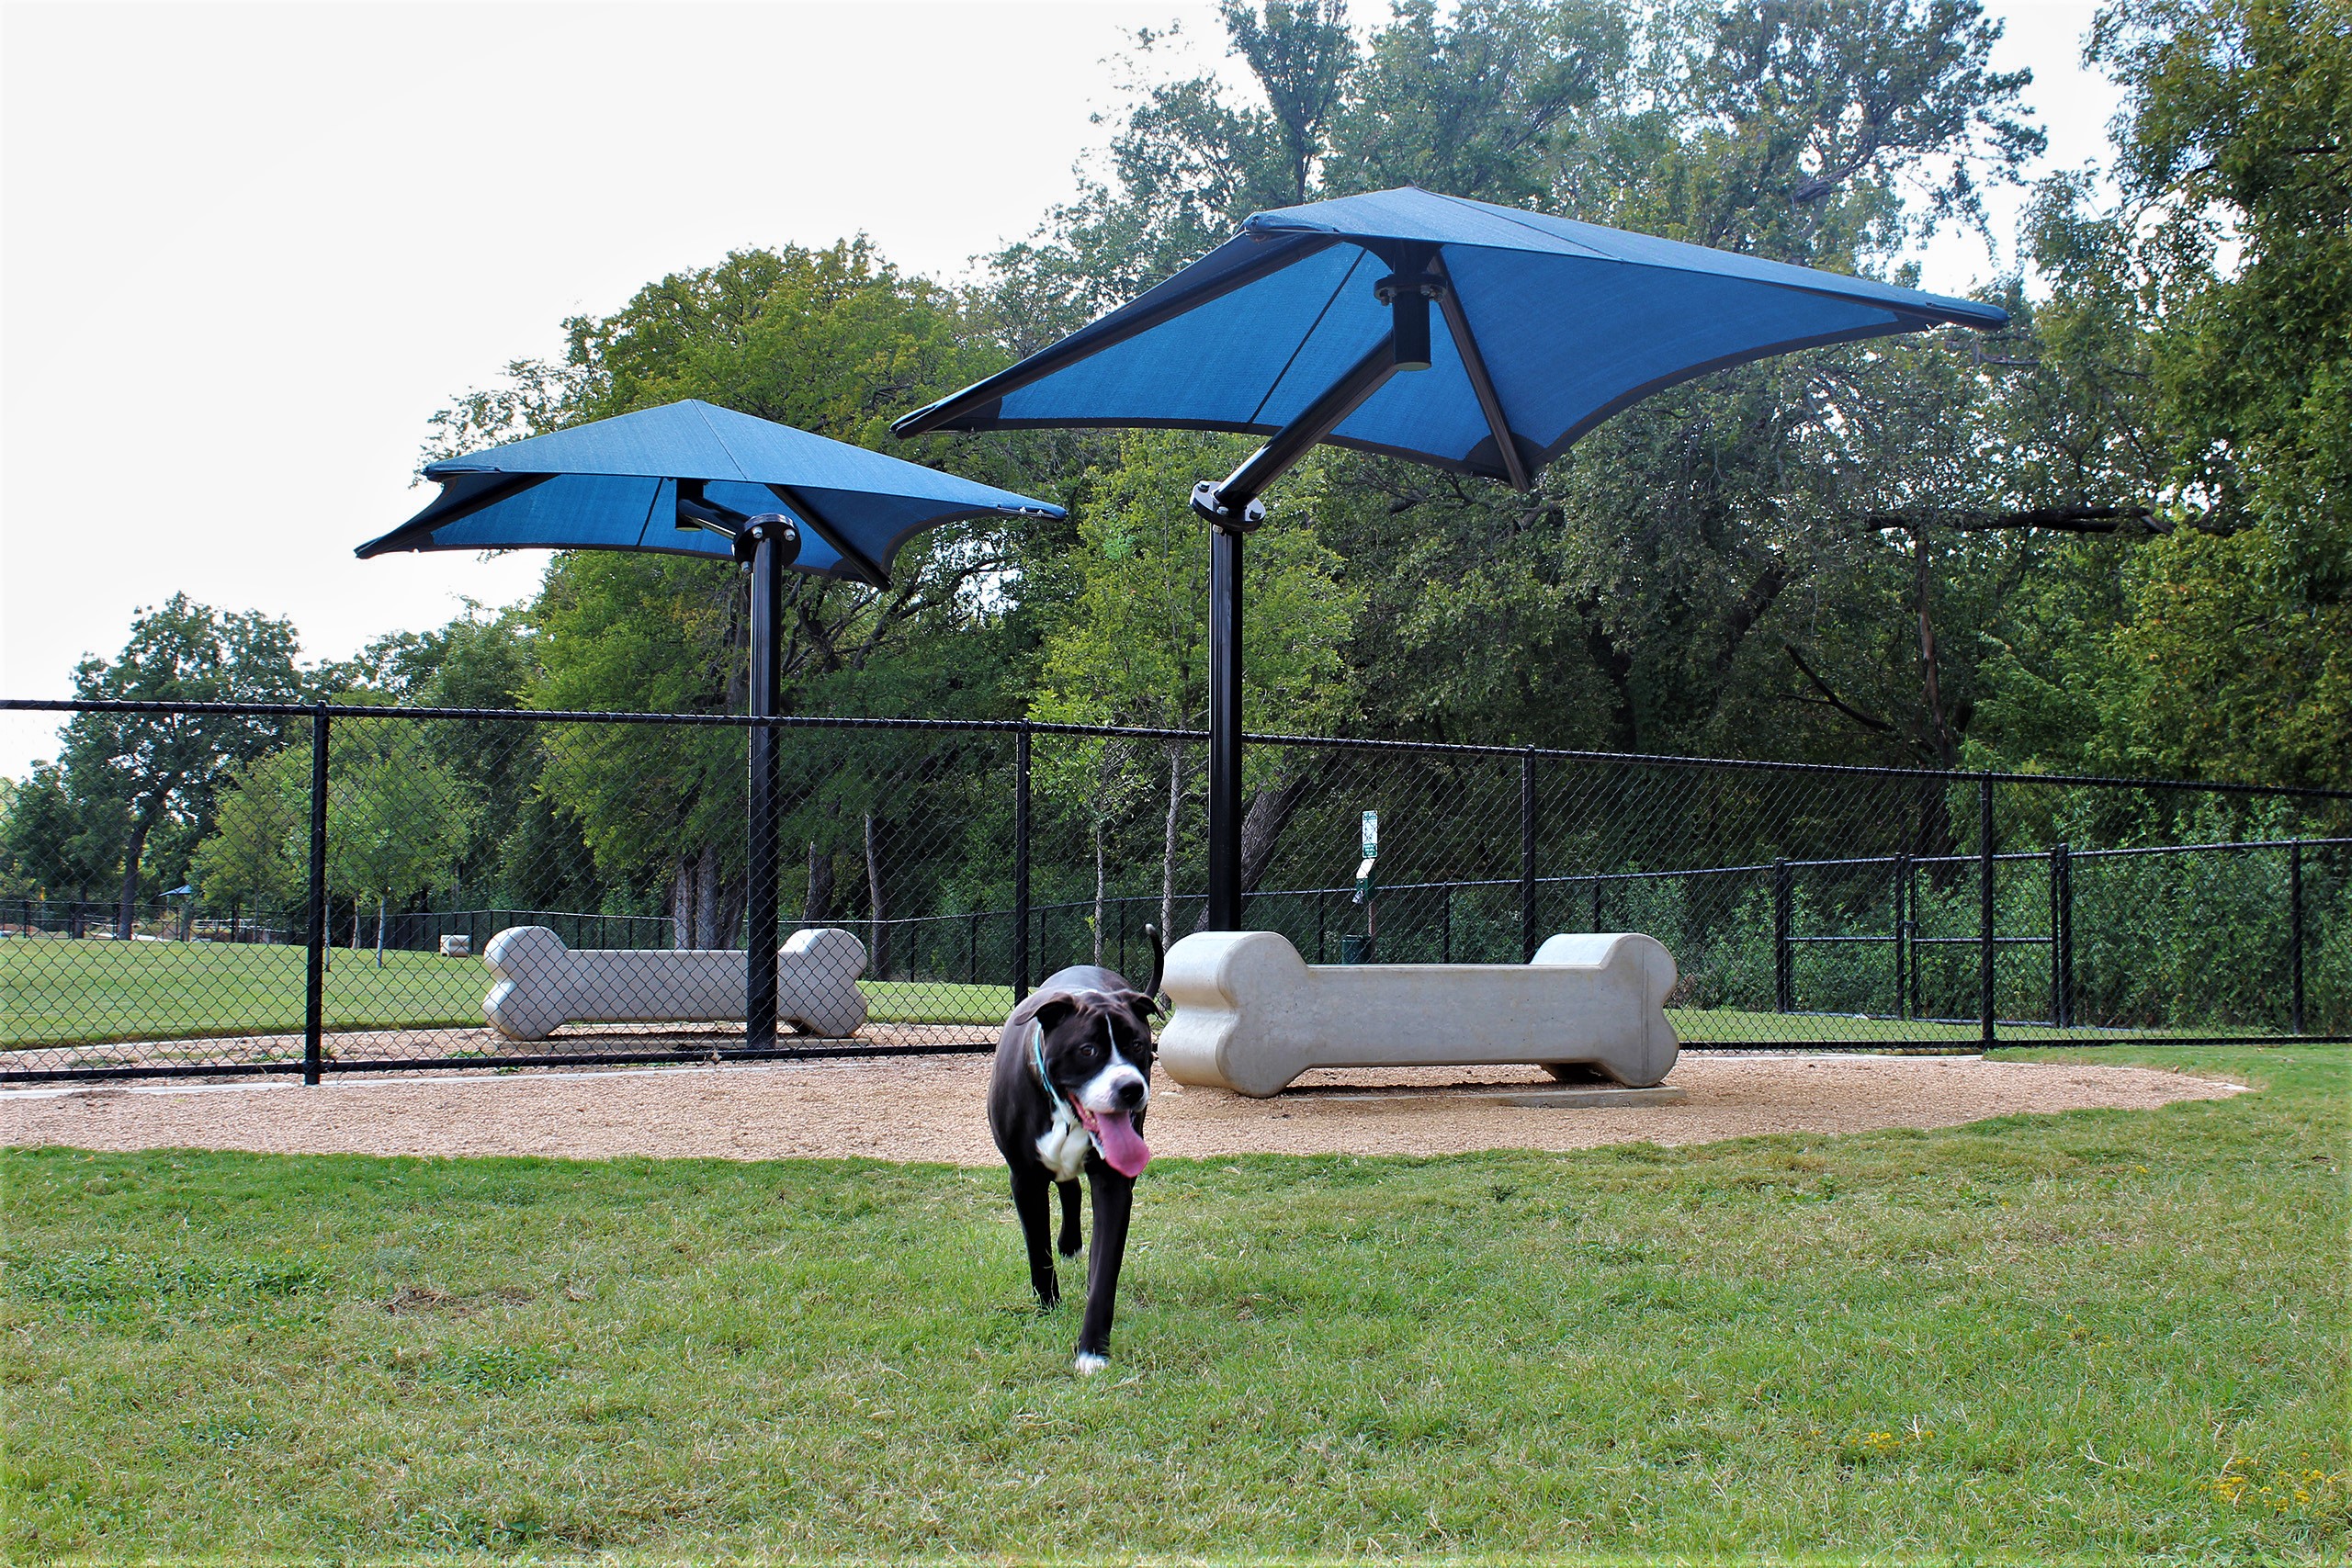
xmin=1894 ymin=853 xmax=1909 ymax=1021
xmin=302 ymin=702 xmax=329 ymax=1085
xmin=1978 ymin=776 xmax=1996 ymax=1044
xmin=1441 ymin=887 xmax=1453 ymax=964
xmin=1771 ymin=858 xmax=1792 ymax=1014
xmin=1206 ymin=525 xmax=1245 ymax=931
xmin=743 ymin=522 xmax=788 ymax=1051
xmin=2052 ymin=842 xmax=2073 ymax=1029
xmin=2289 ymin=839 xmax=2305 ymax=1035
xmin=1520 ymin=750 xmax=1537 ymax=961
xmin=1193 ymin=334 xmax=1408 ymax=934
xmin=1013 ymin=723 xmax=1032 ymax=1002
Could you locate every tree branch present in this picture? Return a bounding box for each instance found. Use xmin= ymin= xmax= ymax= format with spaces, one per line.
xmin=1784 ymin=646 xmax=1898 ymax=735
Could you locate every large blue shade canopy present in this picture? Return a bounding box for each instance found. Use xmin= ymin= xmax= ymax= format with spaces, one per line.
xmin=359 ymin=399 xmax=1063 ymax=583
xmin=895 ymin=186 xmax=2007 ymax=487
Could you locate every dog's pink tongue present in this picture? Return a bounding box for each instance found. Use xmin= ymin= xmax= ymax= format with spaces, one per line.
xmin=1091 ymin=1111 xmax=1150 ymax=1177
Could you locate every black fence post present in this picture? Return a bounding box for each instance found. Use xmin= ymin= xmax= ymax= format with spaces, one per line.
xmin=302 ymin=702 xmax=330 ymax=1086
xmin=1893 ymin=853 xmax=1910 ymax=1022
xmin=1441 ymin=886 xmax=1453 ymax=964
xmin=1590 ymin=876 xmax=1603 ymax=932
xmin=1520 ymin=750 xmax=1537 ymax=961
xmin=2052 ymin=841 xmax=2074 ymax=1029
xmin=2289 ymin=839 xmax=2305 ymax=1035
xmin=1317 ymin=889 xmax=1327 ymax=963
xmin=967 ymin=910 xmax=978 ymax=987
xmin=1978 ymin=776 xmax=1996 ymax=1044
xmin=1771 ymin=859 xmax=1792 ymax=1013
xmin=1012 ymin=723 xmax=1031 ymax=1003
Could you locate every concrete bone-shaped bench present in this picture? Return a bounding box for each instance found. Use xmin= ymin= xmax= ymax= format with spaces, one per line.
xmin=481 ymin=925 xmax=869 ymax=1042
xmin=1159 ymin=931 xmax=1678 ymax=1098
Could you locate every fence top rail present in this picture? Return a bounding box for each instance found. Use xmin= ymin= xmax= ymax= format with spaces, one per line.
xmin=8 ymin=695 xmax=2349 ymax=803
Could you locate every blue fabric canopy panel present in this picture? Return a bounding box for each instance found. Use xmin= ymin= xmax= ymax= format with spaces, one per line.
xmin=359 ymin=399 xmax=1063 ymax=581
xmin=896 ymin=186 xmax=2008 ymax=484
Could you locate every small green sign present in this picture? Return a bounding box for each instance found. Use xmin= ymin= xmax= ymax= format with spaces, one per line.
xmin=1362 ymin=809 xmax=1379 ymax=859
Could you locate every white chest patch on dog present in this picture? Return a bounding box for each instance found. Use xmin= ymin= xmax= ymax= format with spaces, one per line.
xmin=1035 ymin=1106 xmax=1091 ymax=1182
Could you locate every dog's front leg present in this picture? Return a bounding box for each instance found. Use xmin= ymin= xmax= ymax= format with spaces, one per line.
xmin=1010 ymin=1166 xmax=1059 ymax=1309
xmin=1057 ymin=1179 xmax=1082 ymax=1258
xmin=1074 ymin=1166 xmax=1135 ymax=1373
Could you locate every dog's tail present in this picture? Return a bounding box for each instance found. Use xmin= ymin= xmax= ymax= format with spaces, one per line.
xmin=1143 ymin=923 xmax=1166 ymax=1004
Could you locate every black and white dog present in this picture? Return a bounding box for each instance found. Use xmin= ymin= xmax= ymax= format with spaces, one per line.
xmin=988 ymin=928 xmax=1162 ymax=1374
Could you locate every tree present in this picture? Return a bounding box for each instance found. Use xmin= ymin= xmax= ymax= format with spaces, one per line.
xmin=190 ymin=714 xmax=470 ymax=964
xmin=187 ymin=748 xmax=305 ymax=915
xmin=0 ymin=765 xmax=111 ymax=906
xmin=1033 ymin=432 xmax=1359 ymax=935
xmin=1971 ymin=0 xmax=2348 ymax=787
xmin=57 ymin=596 xmax=310 ymax=938
xmin=430 ymin=242 xmax=1068 ymax=943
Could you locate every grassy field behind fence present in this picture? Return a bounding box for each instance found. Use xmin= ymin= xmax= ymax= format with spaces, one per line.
xmin=3 ymin=938 xmax=2198 ymax=1050
xmin=4 ymin=1044 xmax=2343 ymax=1561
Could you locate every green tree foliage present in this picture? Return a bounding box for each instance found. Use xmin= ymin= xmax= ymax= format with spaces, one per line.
xmin=190 ymin=716 xmax=469 ymax=958
xmin=55 ymin=596 xmax=310 ymax=935
xmin=1974 ymin=0 xmax=2349 ymax=786
xmin=0 ymin=765 xmax=112 ymax=904
xmin=1034 ymin=432 xmax=1360 ymax=931
xmin=425 ymin=242 xmax=1065 ymax=940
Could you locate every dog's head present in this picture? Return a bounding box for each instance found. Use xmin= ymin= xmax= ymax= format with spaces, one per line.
xmin=1029 ymin=987 xmax=1156 ymax=1176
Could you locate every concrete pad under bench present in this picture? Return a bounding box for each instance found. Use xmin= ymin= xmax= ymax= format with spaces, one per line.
xmin=481 ymin=925 xmax=868 ymax=1042
xmin=1159 ymin=931 xmax=1679 ymax=1098
xmin=1279 ymin=1084 xmax=1689 ymax=1109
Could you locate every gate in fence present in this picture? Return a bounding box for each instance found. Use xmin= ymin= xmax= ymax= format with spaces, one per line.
xmin=4 ymin=696 xmax=2346 ymax=1081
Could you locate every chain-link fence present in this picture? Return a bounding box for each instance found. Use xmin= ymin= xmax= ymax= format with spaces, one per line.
xmin=6 ymin=698 xmax=2346 ymax=1081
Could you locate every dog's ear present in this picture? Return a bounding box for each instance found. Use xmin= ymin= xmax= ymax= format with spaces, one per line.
xmin=1113 ymin=987 xmax=1161 ymax=1021
xmin=1029 ymin=996 xmax=1080 ymax=1034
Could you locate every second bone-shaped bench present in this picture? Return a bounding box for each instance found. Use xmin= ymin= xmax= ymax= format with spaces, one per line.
xmin=481 ymin=925 xmax=869 ymax=1042
xmin=1159 ymin=931 xmax=1679 ymax=1098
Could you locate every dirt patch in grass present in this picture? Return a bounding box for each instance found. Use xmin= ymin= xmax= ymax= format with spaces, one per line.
xmin=0 ymin=1052 xmax=2242 ymax=1164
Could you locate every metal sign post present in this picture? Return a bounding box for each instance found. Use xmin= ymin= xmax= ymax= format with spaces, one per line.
xmin=1347 ymin=809 xmax=1380 ymax=963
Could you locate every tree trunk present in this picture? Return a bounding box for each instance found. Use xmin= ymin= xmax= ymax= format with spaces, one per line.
xmin=804 ymin=840 xmax=833 ymax=926
xmin=375 ymin=891 xmax=388 ymax=967
xmin=1091 ymin=817 xmax=1106 ymax=965
xmin=671 ymin=853 xmax=697 ymax=950
xmin=864 ymin=811 xmax=888 ymax=978
xmin=1160 ymin=743 xmax=1184 ymax=942
xmin=695 ymin=852 xmax=721 ymax=950
xmin=116 ymin=811 xmax=154 ymax=941
xmin=1193 ymin=764 xmax=1317 ymax=932
xmin=1915 ymin=524 xmax=1956 ymax=769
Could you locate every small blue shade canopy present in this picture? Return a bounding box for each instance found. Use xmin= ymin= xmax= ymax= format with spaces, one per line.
xmin=896 ymin=186 xmax=2008 ymax=484
xmin=358 ymin=399 xmax=1063 ymax=581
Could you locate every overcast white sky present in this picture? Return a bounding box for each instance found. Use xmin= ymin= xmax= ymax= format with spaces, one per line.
xmin=1 ymin=0 xmax=2121 ymax=778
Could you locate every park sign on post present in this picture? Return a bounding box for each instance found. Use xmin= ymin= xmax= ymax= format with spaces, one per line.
xmin=895 ymin=186 xmax=2009 ymax=934
xmin=357 ymin=400 xmax=1063 ymax=1050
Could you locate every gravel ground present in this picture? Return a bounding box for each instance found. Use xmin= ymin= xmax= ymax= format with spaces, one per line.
xmin=0 ymin=1053 xmax=2242 ymax=1165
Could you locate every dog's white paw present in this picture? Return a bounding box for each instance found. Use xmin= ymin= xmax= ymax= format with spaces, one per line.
xmin=1073 ymin=1351 xmax=1108 ymax=1376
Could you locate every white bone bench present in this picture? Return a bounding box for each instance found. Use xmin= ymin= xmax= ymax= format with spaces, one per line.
xmin=481 ymin=926 xmax=868 ymax=1042
xmin=1158 ymin=931 xmax=1678 ymax=1098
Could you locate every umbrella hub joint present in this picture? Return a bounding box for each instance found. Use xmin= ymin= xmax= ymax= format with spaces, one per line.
xmin=1191 ymin=479 xmax=1267 ymax=534
xmin=1373 ymin=268 xmax=1444 ymax=374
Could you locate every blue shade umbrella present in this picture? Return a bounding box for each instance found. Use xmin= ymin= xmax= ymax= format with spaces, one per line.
xmin=896 ymin=186 xmax=2008 ymax=931
xmin=360 ymin=398 xmax=1064 ymax=1046
xmin=359 ymin=398 xmax=1062 ymax=586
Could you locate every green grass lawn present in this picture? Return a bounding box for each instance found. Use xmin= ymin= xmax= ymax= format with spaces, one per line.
xmin=4 ymin=1044 xmax=2343 ymax=1561
xmin=6 ymin=937 xmax=2181 ymax=1049
xmin=3 ymin=939 xmax=1012 ymax=1043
